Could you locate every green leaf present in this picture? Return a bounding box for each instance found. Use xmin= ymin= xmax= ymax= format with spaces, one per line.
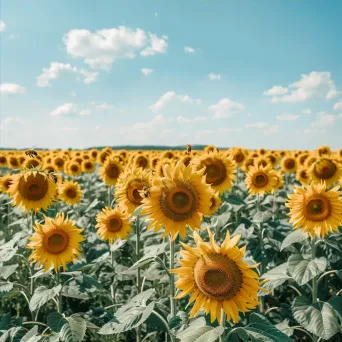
xmin=0 ymin=281 xmax=13 ymax=293
xmin=176 ymin=317 xmax=224 ymax=342
xmin=47 ymin=312 xmax=68 ymax=333
xmin=62 ymin=285 xmax=90 ymax=300
xmin=84 ymin=198 xmax=100 ymax=213
xmin=0 ymin=247 xmax=18 ymax=262
xmin=275 ymin=320 xmax=294 ymax=337
xmin=21 ymin=326 xmax=39 ymax=342
xmin=292 ymin=296 xmax=339 ymax=340
xmin=259 ymin=263 xmax=290 ymax=295
xmin=280 ymin=230 xmax=308 ymax=251
xmin=29 ymin=285 xmax=62 ymax=311
xmin=253 ymin=211 xmax=272 ymax=223
xmin=0 ymin=264 xmax=18 ymax=280
xmin=109 ymin=239 xmax=127 ymax=252
xmin=66 ymin=315 xmax=87 ymax=342
xmin=328 ymin=296 xmax=342 ymax=318
xmin=288 ymin=254 xmax=327 ymax=286
xmin=225 ymin=195 xmax=245 ymax=205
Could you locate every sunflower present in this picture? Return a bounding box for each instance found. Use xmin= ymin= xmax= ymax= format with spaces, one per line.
xmin=254 ymin=156 xmax=271 ymax=169
xmin=52 ymin=156 xmax=66 ymax=171
xmin=317 ymin=145 xmax=331 ymax=157
xmin=273 ymin=170 xmax=284 ymax=190
xmin=0 ymin=154 xmax=7 ymax=167
xmin=58 ymin=180 xmax=83 ymax=205
xmin=8 ymin=156 xmax=20 ymax=169
xmin=132 ymin=153 xmax=150 ymax=170
xmin=204 ymin=145 xmax=219 ymax=153
xmin=8 ymin=171 xmax=57 ymax=212
xmin=95 ymin=207 xmax=132 ymax=243
xmin=286 ymin=182 xmax=342 ymax=238
xmin=98 ymin=148 xmax=112 ymax=165
xmin=82 ymin=159 xmax=96 ymax=173
xmin=192 ymin=152 xmax=236 ymax=194
xmin=65 ymin=160 xmax=81 ymax=176
xmin=141 ymin=161 xmax=214 ymax=240
xmin=242 ymin=157 xmax=255 ymax=172
xmin=208 ymin=191 xmax=222 ymax=215
xmin=281 ymin=154 xmax=297 ymax=174
xmin=0 ymin=174 xmax=13 ymax=193
xmin=296 ymin=167 xmax=311 ymax=184
xmin=24 ymin=157 xmax=41 ymax=169
xmin=99 ymin=156 xmax=123 ymax=186
xmin=245 ymin=164 xmax=278 ymax=195
xmin=171 ymin=229 xmax=262 ymax=323
xmin=27 ymin=213 xmax=84 ymax=271
xmin=230 ymin=148 xmax=246 ymax=167
xmin=116 ymin=167 xmax=152 ymax=214
xmin=309 ymin=157 xmax=342 ymax=187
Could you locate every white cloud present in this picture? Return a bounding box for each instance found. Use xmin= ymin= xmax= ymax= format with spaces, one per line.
xmin=245 ymin=122 xmax=269 ymax=129
xmin=63 ymin=27 xmax=168 ymax=70
xmin=184 ymin=46 xmax=195 ymax=53
xmin=276 ymin=113 xmax=299 ymax=121
xmin=311 ymin=112 xmax=335 ymax=127
xmin=333 ymin=100 xmax=342 ymax=111
xmin=80 ymin=109 xmax=91 ymax=116
xmin=208 ymin=73 xmax=221 ymax=81
xmin=264 ymin=72 xmax=339 ymax=103
xmin=264 ymin=125 xmax=279 ymax=135
xmin=141 ymin=68 xmax=153 ymax=76
xmin=208 ymin=98 xmax=245 ymax=119
xmin=302 ymin=108 xmax=312 ymax=115
xmin=50 ymin=103 xmax=77 ymax=116
xmin=36 ymin=62 xmax=99 ymax=87
xmin=218 ymin=127 xmax=242 ymax=133
xmin=149 ymin=91 xmax=201 ymax=113
xmin=177 ymin=116 xmax=207 ymax=123
xmin=0 ymin=21 xmax=5 ymax=32
xmin=304 ymin=128 xmax=327 ymax=134
xmin=0 ymin=83 xmax=26 ymax=95
xmin=1 ymin=116 xmax=26 ymax=127
xmin=263 ymin=86 xmax=288 ymax=96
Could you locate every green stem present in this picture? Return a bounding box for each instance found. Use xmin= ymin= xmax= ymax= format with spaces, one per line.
xmin=56 ymin=271 xmax=62 ymax=314
xmin=219 ymin=310 xmax=226 ymax=342
xmin=169 ymin=236 xmax=176 ymax=318
xmin=107 ymin=186 xmax=112 ymax=208
xmin=30 ymin=212 xmax=36 ymax=320
xmin=110 ymin=246 xmax=116 ymax=303
xmin=136 ymin=216 xmax=142 ymax=342
xmin=311 ymin=237 xmax=318 ymax=342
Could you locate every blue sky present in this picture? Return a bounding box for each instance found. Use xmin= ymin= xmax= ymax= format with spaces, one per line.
xmin=1 ymin=0 xmax=342 ymax=150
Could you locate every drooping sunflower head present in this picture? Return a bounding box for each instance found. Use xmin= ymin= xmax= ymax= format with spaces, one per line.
xmin=99 ymin=156 xmax=123 ymax=186
xmin=192 ymin=152 xmax=236 ymax=194
xmin=95 ymin=206 xmax=132 ymax=243
xmin=242 ymin=157 xmax=255 ymax=172
xmin=58 ymin=180 xmax=83 ymax=205
xmin=141 ymin=160 xmax=214 ymax=240
xmin=286 ymin=182 xmax=342 ymax=238
xmin=296 ymin=167 xmax=311 ymax=185
xmin=309 ymin=157 xmax=342 ymax=187
xmin=27 ymin=213 xmax=85 ymax=271
xmin=8 ymin=170 xmax=57 ymax=212
xmin=171 ymin=229 xmax=262 ymax=323
xmin=245 ymin=164 xmax=278 ymax=195
xmin=181 ymin=155 xmax=192 ymax=167
xmin=82 ymin=159 xmax=96 ymax=173
xmin=116 ymin=167 xmax=153 ymax=214
xmin=0 ymin=174 xmax=13 ymax=194
xmin=281 ymin=154 xmax=297 ymax=174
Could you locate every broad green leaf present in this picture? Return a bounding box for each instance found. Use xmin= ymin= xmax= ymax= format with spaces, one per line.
xmin=0 ymin=247 xmax=18 ymax=262
xmin=109 ymin=239 xmax=127 ymax=252
xmin=328 ymin=296 xmax=342 ymax=318
xmin=21 ymin=326 xmax=39 ymax=342
xmin=275 ymin=320 xmax=294 ymax=337
xmin=176 ymin=317 xmax=224 ymax=342
xmin=229 ymin=327 xmax=272 ymax=341
xmin=62 ymin=285 xmax=90 ymax=300
xmin=253 ymin=211 xmax=272 ymax=223
xmin=0 ymin=281 xmax=13 ymax=293
xmin=280 ymin=230 xmax=308 ymax=251
xmin=47 ymin=312 xmax=68 ymax=333
xmin=66 ymin=315 xmax=87 ymax=342
xmin=0 ymin=264 xmax=18 ymax=280
xmin=84 ymin=198 xmax=100 ymax=213
xmin=225 ymin=195 xmax=245 ymax=205
xmin=29 ymin=285 xmax=62 ymax=311
xmin=259 ymin=263 xmax=290 ymax=295
xmin=292 ymin=296 xmax=339 ymax=340
xmin=288 ymin=254 xmax=327 ymax=286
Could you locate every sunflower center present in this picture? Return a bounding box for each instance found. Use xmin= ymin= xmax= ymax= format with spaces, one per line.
xmin=205 ymin=161 xmax=226 ymax=186
xmin=66 ymin=188 xmax=77 ymax=199
xmin=71 ymin=165 xmax=78 ymax=172
xmin=160 ymin=182 xmax=198 ymax=221
xmin=85 ymin=162 xmax=92 ymax=169
xmin=136 ymin=156 xmax=148 ymax=168
xmin=45 ymin=230 xmax=69 ymax=254
xmin=235 ymin=152 xmax=244 ymax=163
xmin=0 ymin=157 xmax=6 ymax=163
xmin=300 ymin=170 xmax=308 ymax=179
xmin=252 ymin=172 xmax=268 ymax=188
xmin=55 ymin=158 xmax=64 ymax=167
xmin=107 ymin=217 xmax=122 ymax=232
xmin=284 ymin=159 xmax=295 ymax=169
xmin=107 ymin=165 xmax=119 ymax=178
xmin=305 ymin=196 xmax=331 ymax=221
xmin=313 ymin=159 xmax=336 ymax=179
xmin=127 ymin=180 xmax=144 ymax=205
xmin=194 ymin=254 xmax=242 ymax=301
xmin=18 ymin=173 xmax=49 ymax=201
xmin=10 ymin=158 xmax=19 ymax=167
xmin=27 ymin=159 xmax=40 ymax=168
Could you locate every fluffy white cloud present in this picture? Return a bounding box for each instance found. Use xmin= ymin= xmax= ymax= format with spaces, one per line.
xmin=311 ymin=112 xmax=335 ymax=127
xmin=0 ymin=20 xmax=5 ymax=32
xmin=50 ymin=103 xmax=77 ymax=116
xmin=141 ymin=68 xmax=153 ymax=76
xmin=0 ymin=83 xmax=26 ymax=95
xmin=80 ymin=109 xmax=91 ymax=116
xmin=1 ymin=116 xmax=26 ymax=128
xmin=208 ymin=73 xmax=221 ymax=80
xmin=263 ymin=86 xmax=288 ymax=96
xmin=264 ymin=125 xmax=279 ymax=135
xmin=63 ymin=27 xmax=168 ymax=70
xmin=333 ymin=100 xmax=342 ymax=111
xmin=276 ymin=113 xmax=299 ymax=121
xmin=208 ymin=98 xmax=245 ymax=119
xmin=36 ymin=62 xmax=99 ymax=87
xmin=149 ymin=91 xmax=201 ymax=113
xmin=302 ymin=108 xmax=312 ymax=115
xmin=184 ymin=46 xmax=195 ymax=53
xmin=264 ymin=72 xmax=339 ymax=103
xmin=177 ymin=116 xmax=207 ymax=123
xmin=245 ymin=122 xmax=269 ymax=129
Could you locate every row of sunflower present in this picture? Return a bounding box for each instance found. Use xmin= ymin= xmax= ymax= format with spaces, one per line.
xmin=0 ymin=145 xmax=341 ymax=341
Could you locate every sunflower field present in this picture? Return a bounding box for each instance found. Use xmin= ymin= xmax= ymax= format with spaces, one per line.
xmin=0 ymin=145 xmax=342 ymax=342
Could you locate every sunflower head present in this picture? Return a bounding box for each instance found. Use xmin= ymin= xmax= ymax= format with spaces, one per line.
xmin=296 ymin=167 xmax=311 ymax=184
xmin=309 ymin=157 xmax=342 ymax=187
xmin=171 ymin=229 xmax=262 ymax=323
xmin=8 ymin=170 xmax=57 ymax=212
xmin=8 ymin=156 xmax=20 ymax=169
xmin=245 ymin=164 xmax=278 ymax=195
xmin=82 ymin=160 xmax=96 ymax=173
xmin=66 ymin=160 xmax=81 ymax=176
xmin=281 ymin=155 xmax=297 ymax=173
xmin=0 ymin=154 xmax=7 ymax=167
xmin=27 ymin=213 xmax=85 ymax=271
xmin=286 ymin=182 xmax=342 ymax=238
xmin=58 ymin=180 xmax=83 ymax=205
xmin=95 ymin=207 xmax=132 ymax=243
xmin=0 ymin=174 xmax=13 ymax=194
xmin=99 ymin=156 xmax=123 ymax=186
xmin=24 ymin=157 xmax=41 ymax=169
xmin=317 ymin=145 xmax=331 ymax=157
xmin=208 ymin=191 xmax=222 ymax=215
